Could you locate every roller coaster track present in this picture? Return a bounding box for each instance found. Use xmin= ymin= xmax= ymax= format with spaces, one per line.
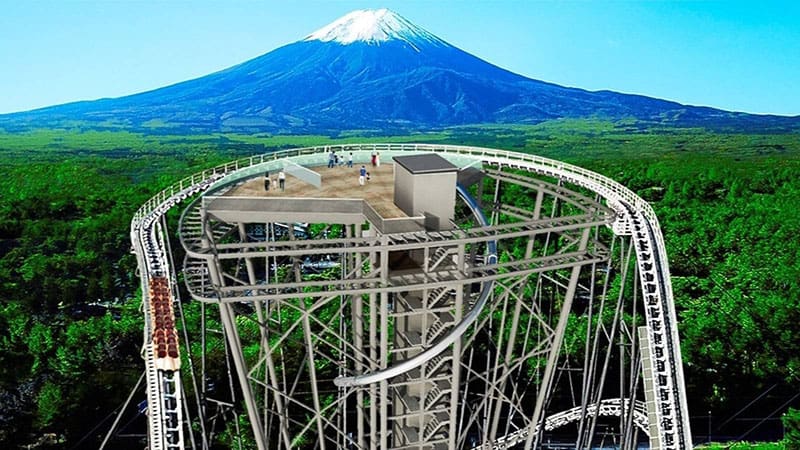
xmin=130 ymin=174 xmax=224 ymax=450
xmin=130 ymin=143 xmax=691 ymax=449
xmin=471 ymin=398 xmax=651 ymax=450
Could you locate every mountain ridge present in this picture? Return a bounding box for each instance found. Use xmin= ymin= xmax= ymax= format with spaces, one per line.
xmin=2 ymin=8 xmax=798 ymax=134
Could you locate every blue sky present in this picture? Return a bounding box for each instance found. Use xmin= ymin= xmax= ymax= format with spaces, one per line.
xmin=1 ymin=0 xmax=798 ymax=116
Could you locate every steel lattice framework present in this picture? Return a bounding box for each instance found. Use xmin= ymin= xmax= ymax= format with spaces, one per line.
xmin=130 ymin=143 xmax=692 ymax=450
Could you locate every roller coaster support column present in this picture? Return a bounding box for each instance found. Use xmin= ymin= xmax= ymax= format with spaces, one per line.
xmin=524 ymin=226 xmax=592 ymax=450
xmin=204 ymin=239 xmax=267 ymax=450
xmin=218 ymin=302 xmax=267 ymax=450
xmin=199 ymin=207 xmax=268 ymax=449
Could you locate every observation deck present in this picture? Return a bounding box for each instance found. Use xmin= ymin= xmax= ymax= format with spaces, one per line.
xmin=225 ymin=163 xmax=408 ymax=219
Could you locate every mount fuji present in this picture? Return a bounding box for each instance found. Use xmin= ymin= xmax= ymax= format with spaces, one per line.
xmin=2 ymin=9 xmax=797 ymax=133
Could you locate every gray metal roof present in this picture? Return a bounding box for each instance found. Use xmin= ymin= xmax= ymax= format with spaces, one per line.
xmin=393 ymin=153 xmax=458 ymax=174
xmin=457 ymin=167 xmax=484 ymax=187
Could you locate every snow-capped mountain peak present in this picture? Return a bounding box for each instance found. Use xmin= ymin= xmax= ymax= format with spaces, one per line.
xmin=303 ymin=8 xmax=446 ymax=50
xmin=2 ymin=7 xmax=768 ymax=133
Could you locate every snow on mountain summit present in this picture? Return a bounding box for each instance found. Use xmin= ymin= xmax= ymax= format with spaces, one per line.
xmin=303 ymin=8 xmax=446 ymax=50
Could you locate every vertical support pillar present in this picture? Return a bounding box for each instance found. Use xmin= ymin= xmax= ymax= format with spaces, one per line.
xmin=218 ymin=302 xmax=268 ymax=450
xmin=301 ymin=301 xmax=328 ymax=450
xmin=532 ymin=189 xmax=544 ymax=221
xmin=379 ymin=235 xmax=390 ymax=450
xmin=368 ymin=234 xmax=379 ymax=450
xmin=524 ymin=226 xmax=592 ymax=450
xmin=491 ymin=174 xmax=502 ymax=226
xmin=448 ymin=243 xmax=466 ymax=448
xmin=206 ymin=252 xmax=280 ymax=450
xmin=352 ymin=224 xmax=367 ymax=449
xmin=237 ymin=223 xmax=271 ymax=442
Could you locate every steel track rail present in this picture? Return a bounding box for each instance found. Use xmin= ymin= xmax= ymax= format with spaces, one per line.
xmin=130 ymin=175 xmax=224 ymax=450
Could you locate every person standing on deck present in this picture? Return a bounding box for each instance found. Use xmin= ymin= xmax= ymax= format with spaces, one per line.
xmin=347 ymin=152 xmax=354 ymax=168
xmin=328 ymin=150 xmax=336 ymax=168
xmin=376 ymin=152 xmax=381 ymax=167
xmin=264 ymin=171 xmax=270 ymax=191
xmin=371 ymin=151 xmax=376 ymax=166
xmin=278 ymin=169 xmax=286 ymax=191
xmin=359 ymin=165 xmax=367 ymax=186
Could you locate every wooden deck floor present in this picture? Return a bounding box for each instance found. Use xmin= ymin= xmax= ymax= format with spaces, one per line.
xmin=225 ymin=162 xmax=407 ymax=219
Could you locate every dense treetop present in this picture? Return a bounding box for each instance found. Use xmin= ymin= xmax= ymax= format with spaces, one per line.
xmin=0 ymin=121 xmax=798 ymax=447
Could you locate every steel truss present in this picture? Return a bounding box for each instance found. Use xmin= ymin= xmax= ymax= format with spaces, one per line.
xmin=132 ymin=143 xmax=692 ymax=450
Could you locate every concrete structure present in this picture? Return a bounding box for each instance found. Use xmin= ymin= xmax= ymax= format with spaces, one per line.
xmin=130 ymin=144 xmax=692 ymax=450
xmin=393 ymin=153 xmax=458 ymax=230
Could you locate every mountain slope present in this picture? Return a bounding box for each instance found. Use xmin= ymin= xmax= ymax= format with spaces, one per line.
xmin=1 ymin=8 xmax=797 ymax=133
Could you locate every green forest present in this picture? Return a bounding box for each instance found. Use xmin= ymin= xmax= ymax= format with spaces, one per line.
xmin=0 ymin=120 xmax=799 ymax=448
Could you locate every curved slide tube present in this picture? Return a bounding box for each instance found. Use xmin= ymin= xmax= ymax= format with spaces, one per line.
xmin=334 ymin=183 xmax=496 ymax=387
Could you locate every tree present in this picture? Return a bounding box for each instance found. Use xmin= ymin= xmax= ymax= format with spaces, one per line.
xmin=784 ymin=408 xmax=800 ymax=450
xmin=36 ymin=380 xmax=62 ymax=428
